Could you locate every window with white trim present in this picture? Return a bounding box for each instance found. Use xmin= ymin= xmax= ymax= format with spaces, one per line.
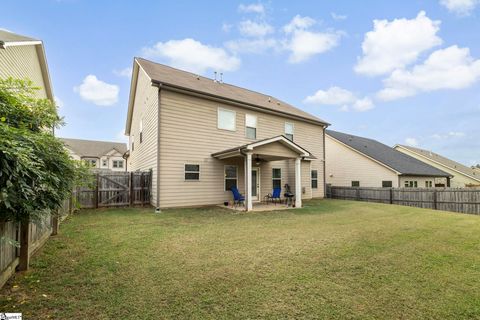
xmin=272 ymin=168 xmax=281 ymax=189
xmin=224 ymin=165 xmax=238 ymax=191
xmin=218 ymin=108 xmax=236 ymax=131
xmin=139 ymin=119 xmax=143 ymax=143
xmin=351 ymin=181 xmax=360 ymax=187
xmin=311 ymin=170 xmax=318 ymax=189
xmin=404 ymin=181 xmax=418 ymax=188
xmin=382 ymin=181 xmax=393 ymax=188
xmin=113 ymin=160 xmax=124 ymax=168
xmin=245 ymin=114 xmax=257 ymax=139
xmin=131 ymin=135 xmax=135 ymax=152
xmin=425 ymin=181 xmax=433 ymax=188
xmin=102 ymin=159 xmax=108 ymax=167
xmin=285 ymin=122 xmax=294 ymax=141
xmin=185 ymin=164 xmax=200 ymax=181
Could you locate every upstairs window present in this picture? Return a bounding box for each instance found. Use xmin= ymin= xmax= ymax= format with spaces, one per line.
xmin=185 ymin=164 xmax=200 ymax=181
xmin=218 ymin=108 xmax=236 ymax=131
xmin=272 ymin=168 xmax=282 ymax=189
xmin=113 ymin=160 xmax=124 ymax=168
xmin=131 ymin=135 xmax=135 ymax=152
xmin=139 ymin=119 xmax=143 ymax=143
xmin=102 ymin=160 xmax=108 ymax=167
xmin=246 ymin=114 xmax=257 ymax=139
xmin=382 ymin=181 xmax=393 ymax=188
xmin=311 ymin=170 xmax=318 ymax=189
xmin=285 ymin=122 xmax=294 ymax=141
xmin=351 ymin=181 xmax=360 ymax=187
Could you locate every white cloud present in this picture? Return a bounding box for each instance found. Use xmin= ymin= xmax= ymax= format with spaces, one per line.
xmin=238 ymin=3 xmax=265 ymax=14
xmin=303 ymin=86 xmax=374 ymax=112
xmin=353 ymin=97 xmax=374 ymax=112
xmin=285 ymin=30 xmax=341 ymax=63
xmin=142 ymin=38 xmax=240 ymax=75
xmin=355 ymin=11 xmax=442 ymax=76
xmin=432 ymin=131 xmax=466 ymax=139
xmin=440 ymin=0 xmax=479 ymax=15
xmin=377 ymin=45 xmax=480 ymax=101
xmin=331 ymin=12 xmax=347 ymax=21
xmin=225 ymin=38 xmax=278 ymax=54
xmin=74 ymin=75 xmax=119 ymax=106
xmin=222 ymin=23 xmax=233 ymax=33
xmin=238 ymin=20 xmax=274 ymax=37
xmin=113 ymin=67 xmax=132 ymax=78
xmin=54 ymin=96 xmax=64 ymax=108
xmin=304 ymin=86 xmax=356 ymax=105
xmin=405 ymin=137 xmax=419 ymax=147
xmin=283 ymin=15 xmax=316 ymax=34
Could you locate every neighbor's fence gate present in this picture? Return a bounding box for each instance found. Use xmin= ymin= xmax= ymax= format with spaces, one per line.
xmin=327 ymin=186 xmax=480 ymax=215
xmin=74 ymin=171 xmax=152 ymax=209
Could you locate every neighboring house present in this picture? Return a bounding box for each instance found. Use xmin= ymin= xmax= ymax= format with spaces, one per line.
xmin=61 ymin=138 xmax=128 ymax=172
xmin=326 ymin=130 xmax=451 ymax=188
xmin=125 ymin=58 xmax=329 ymax=211
xmin=0 ymin=29 xmax=53 ymax=100
xmin=395 ymin=145 xmax=480 ymax=188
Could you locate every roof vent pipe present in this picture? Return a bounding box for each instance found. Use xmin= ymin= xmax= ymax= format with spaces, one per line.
xmin=219 ymin=72 xmax=223 ymax=83
xmin=214 ymin=71 xmax=217 ymax=82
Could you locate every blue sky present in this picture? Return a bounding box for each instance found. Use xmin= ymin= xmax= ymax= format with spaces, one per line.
xmin=2 ymin=0 xmax=480 ymax=166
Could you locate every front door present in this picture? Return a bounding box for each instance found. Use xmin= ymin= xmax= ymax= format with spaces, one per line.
xmin=252 ymin=168 xmax=260 ymax=201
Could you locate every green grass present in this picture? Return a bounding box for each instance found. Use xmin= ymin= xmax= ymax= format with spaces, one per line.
xmin=1 ymin=199 xmax=480 ymax=319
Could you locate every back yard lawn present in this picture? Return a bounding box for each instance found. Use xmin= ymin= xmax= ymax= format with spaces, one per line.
xmin=1 ymin=199 xmax=480 ymax=319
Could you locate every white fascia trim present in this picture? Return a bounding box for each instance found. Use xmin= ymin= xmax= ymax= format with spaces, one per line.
xmin=246 ymin=136 xmax=310 ymax=157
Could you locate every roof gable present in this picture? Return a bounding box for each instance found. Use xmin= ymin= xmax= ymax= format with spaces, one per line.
xmin=60 ymin=138 xmax=128 ymax=158
xmin=326 ymin=130 xmax=451 ymax=177
xmin=395 ymin=145 xmax=480 ymax=182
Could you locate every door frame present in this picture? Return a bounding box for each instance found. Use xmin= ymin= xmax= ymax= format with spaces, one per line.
xmin=252 ymin=167 xmax=261 ymax=201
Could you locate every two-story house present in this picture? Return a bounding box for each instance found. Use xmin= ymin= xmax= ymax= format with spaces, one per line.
xmin=61 ymin=138 xmax=127 ymax=172
xmin=125 ymin=58 xmax=329 ymax=211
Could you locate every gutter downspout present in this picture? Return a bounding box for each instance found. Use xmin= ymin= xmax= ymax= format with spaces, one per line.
xmin=155 ymin=84 xmax=163 ymax=212
xmin=323 ymin=126 xmax=327 ymax=198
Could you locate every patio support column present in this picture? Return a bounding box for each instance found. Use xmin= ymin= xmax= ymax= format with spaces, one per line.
xmin=246 ymin=152 xmax=253 ymax=211
xmin=295 ymin=157 xmax=302 ymax=208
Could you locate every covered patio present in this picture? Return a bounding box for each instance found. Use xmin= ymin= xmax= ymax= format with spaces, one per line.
xmin=212 ymin=135 xmax=315 ymax=211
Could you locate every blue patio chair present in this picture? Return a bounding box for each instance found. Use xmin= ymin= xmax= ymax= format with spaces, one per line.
xmin=266 ymin=187 xmax=282 ymax=205
xmin=230 ymin=186 xmax=245 ymax=208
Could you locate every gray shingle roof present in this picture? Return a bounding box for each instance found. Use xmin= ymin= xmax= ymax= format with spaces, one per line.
xmin=60 ymin=138 xmax=127 ymax=158
xmin=326 ymin=130 xmax=451 ymax=177
xmin=396 ymin=145 xmax=480 ymax=181
xmin=135 ymin=58 xmax=329 ymax=126
xmin=0 ymin=29 xmax=39 ymax=45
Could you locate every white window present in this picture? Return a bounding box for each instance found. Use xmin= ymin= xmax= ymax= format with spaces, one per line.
xmin=131 ymin=135 xmax=135 ymax=151
xmin=218 ymin=108 xmax=236 ymax=131
xmin=425 ymin=181 xmax=433 ymax=188
xmin=224 ymin=165 xmax=238 ymax=191
xmin=113 ymin=160 xmax=124 ymax=168
xmin=311 ymin=170 xmax=318 ymax=189
xmin=102 ymin=159 xmax=108 ymax=167
xmin=285 ymin=122 xmax=294 ymax=141
xmin=404 ymin=181 xmax=418 ymax=188
xmin=272 ymin=168 xmax=282 ymax=189
xmin=185 ymin=164 xmax=200 ymax=181
xmin=245 ymin=114 xmax=257 ymax=139
xmin=139 ymin=119 xmax=143 ymax=143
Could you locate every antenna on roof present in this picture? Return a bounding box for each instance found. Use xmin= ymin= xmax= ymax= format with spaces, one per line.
xmin=213 ymin=71 xmax=217 ymax=83
xmin=219 ymin=72 xmax=223 ymax=83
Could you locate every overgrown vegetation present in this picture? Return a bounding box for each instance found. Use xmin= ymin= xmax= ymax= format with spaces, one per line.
xmin=0 ymin=78 xmax=86 ymax=223
xmin=1 ymin=200 xmax=479 ymax=319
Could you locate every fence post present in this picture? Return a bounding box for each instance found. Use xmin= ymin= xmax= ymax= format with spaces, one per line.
xmin=18 ymin=220 xmax=30 ymax=271
xmin=140 ymin=172 xmax=145 ymax=205
xmin=51 ymin=214 xmax=59 ymax=236
xmin=95 ymin=173 xmax=99 ymax=209
xmin=433 ymin=189 xmax=437 ymax=210
xmin=390 ymin=188 xmax=394 ymax=204
xmin=356 ymin=188 xmax=360 ymax=201
xmin=69 ymin=192 xmax=74 ymax=214
xmin=130 ymin=172 xmax=134 ymax=207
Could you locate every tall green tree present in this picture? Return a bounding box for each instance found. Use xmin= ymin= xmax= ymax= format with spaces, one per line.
xmin=0 ymin=78 xmax=77 ymax=223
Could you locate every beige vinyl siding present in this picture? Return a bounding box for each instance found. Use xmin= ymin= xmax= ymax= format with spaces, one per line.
xmin=254 ymin=142 xmax=300 ymax=158
xmin=0 ymin=45 xmax=47 ymax=98
xmin=128 ymin=67 xmax=158 ymax=205
xmin=158 ymin=90 xmax=325 ymax=208
xmin=326 ymin=135 xmax=399 ymax=188
xmin=395 ymin=147 xmax=479 ymax=187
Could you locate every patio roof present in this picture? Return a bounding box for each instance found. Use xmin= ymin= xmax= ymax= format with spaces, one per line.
xmin=211 ymin=135 xmax=315 ymax=160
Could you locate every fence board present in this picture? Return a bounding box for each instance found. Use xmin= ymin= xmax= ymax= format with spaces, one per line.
xmin=327 ymin=186 xmax=480 ymax=215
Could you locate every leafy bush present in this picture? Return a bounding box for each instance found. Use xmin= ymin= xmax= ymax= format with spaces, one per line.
xmin=0 ymin=78 xmax=78 ymax=223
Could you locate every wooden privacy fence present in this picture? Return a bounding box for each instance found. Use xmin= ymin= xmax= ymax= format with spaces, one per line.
xmin=75 ymin=171 xmax=152 ymax=208
xmin=327 ymin=186 xmax=480 ymax=215
xmin=0 ymin=197 xmax=72 ymax=289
